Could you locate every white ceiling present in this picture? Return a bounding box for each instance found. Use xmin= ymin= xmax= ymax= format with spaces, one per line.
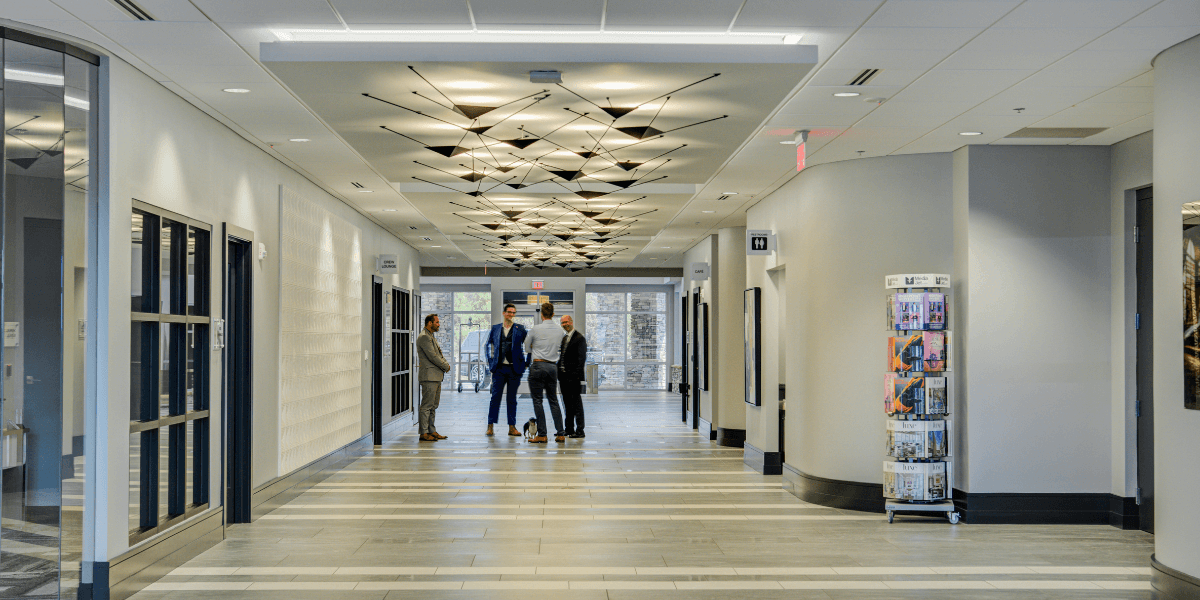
xmin=5 ymin=0 xmax=1197 ymax=267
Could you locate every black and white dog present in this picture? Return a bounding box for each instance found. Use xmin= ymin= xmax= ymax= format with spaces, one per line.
xmin=522 ymin=417 xmax=538 ymax=440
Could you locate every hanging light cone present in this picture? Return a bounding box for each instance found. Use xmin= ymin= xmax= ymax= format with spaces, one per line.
xmin=615 ymin=125 xmax=663 ymax=140
xmin=481 ymin=223 xmax=504 ymax=230
xmin=465 ymin=191 xmax=485 ymax=197
xmin=573 ymin=190 xmax=608 ymax=200
xmin=605 ymin=179 xmax=638 ymax=189
xmin=525 ymin=221 xmax=548 ymax=229
xmin=593 ymin=237 xmax=610 ymax=243
xmin=600 ymin=106 xmax=636 ymax=119
xmin=592 ymin=218 xmax=621 ymax=226
xmin=501 ymin=138 xmax=538 ymax=150
xmin=500 ymin=210 xmax=524 ymax=219
xmin=520 ymin=252 xmax=535 ymax=258
xmin=495 ymin=165 xmax=517 ymax=173
xmin=7 ymin=157 xmax=39 ymax=169
xmin=459 ymin=172 xmax=487 ymax=182
xmin=578 ymin=210 xmax=603 ymax=218
xmin=555 ymin=262 xmax=569 ymax=268
xmin=548 ymin=169 xmax=586 ymax=182
xmin=570 ymin=242 xmax=591 ymax=248
xmin=574 ymin=150 xmax=600 ymax=159
xmin=503 ymin=257 xmax=520 ymax=263
xmin=615 ymin=161 xmax=642 ymax=171
xmin=465 ymin=125 xmax=492 ymax=134
xmin=453 ymin=105 xmax=497 ymax=120
xmin=426 ymin=145 xmax=470 ymax=158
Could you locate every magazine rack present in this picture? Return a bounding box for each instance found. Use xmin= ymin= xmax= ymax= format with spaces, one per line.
xmin=883 ymin=273 xmax=960 ymax=524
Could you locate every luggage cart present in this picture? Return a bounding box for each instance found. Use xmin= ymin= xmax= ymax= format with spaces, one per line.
xmin=456 ymin=320 xmax=489 ymax=393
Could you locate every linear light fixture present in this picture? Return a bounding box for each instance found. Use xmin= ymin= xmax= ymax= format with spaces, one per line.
xmin=272 ymin=29 xmax=802 ymax=45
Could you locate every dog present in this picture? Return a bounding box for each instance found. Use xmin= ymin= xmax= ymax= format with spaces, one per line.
xmin=522 ymin=417 xmax=538 ymax=441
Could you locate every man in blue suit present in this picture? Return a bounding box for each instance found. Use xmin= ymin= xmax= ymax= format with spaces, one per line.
xmin=484 ymin=303 xmax=527 ymax=436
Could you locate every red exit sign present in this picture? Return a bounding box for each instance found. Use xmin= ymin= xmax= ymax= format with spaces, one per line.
xmin=531 ymin=280 xmax=544 ymax=290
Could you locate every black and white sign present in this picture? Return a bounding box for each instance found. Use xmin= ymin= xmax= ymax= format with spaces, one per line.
xmin=884 ymin=273 xmax=951 ymax=289
xmin=747 ymin=230 xmax=775 ymax=255
xmin=378 ymin=254 xmax=399 ymax=273
xmin=691 ymin=262 xmax=710 ymax=281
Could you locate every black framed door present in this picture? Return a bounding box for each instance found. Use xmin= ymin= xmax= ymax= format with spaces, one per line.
xmin=371 ymin=277 xmax=384 ymax=446
xmin=691 ymin=289 xmax=701 ymax=430
xmin=1135 ymin=187 xmax=1153 ymax=533
xmin=681 ymin=295 xmax=688 ymax=423
xmin=223 ymin=226 xmax=253 ymax=524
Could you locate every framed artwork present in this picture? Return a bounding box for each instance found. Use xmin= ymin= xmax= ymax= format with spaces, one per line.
xmin=1185 ymin=201 xmax=1200 ymax=410
xmin=698 ymin=302 xmax=709 ymax=392
xmin=745 ymin=287 xmax=761 ymax=406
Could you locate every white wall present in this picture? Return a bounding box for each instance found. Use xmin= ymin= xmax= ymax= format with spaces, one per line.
xmin=683 ymin=237 xmax=716 ymax=425
xmin=957 ymin=145 xmax=1111 ymax=493
xmin=1109 ymin=132 xmax=1152 ymax=499
xmin=715 ymin=227 xmax=747 ymax=433
xmin=99 ymin=57 xmax=418 ymax=560
xmin=1152 ymin=33 xmax=1200 ymax=580
xmin=748 ymin=153 xmax=954 ymax=484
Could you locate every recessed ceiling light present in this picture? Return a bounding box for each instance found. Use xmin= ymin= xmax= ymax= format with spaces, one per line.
xmin=959 ymin=131 xmax=983 ymax=136
xmin=289 ymin=138 xmax=310 ymax=142
xmin=782 ymin=34 xmax=803 ymax=44
xmin=382 ymin=209 xmax=397 ymax=212
xmin=663 ymin=246 xmax=672 ymax=249
xmin=722 ymin=192 xmax=739 ymax=195
xmin=701 ymin=210 xmax=715 ymax=213
xmin=223 ymin=88 xmax=250 ymax=93
xmin=833 ymin=92 xmax=860 ymax=97
xmin=431 ymin=245 xmax=441 ymax=247
xmin=357 ymin=190 xmax=373 ymax=193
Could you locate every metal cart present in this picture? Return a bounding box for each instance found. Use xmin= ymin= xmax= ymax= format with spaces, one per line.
xmin=456 ymin=320 xmax=489 ymax=393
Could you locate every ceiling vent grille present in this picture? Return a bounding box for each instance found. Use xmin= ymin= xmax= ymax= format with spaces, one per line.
xmin=351 ymin=181 xmax=365 ymax=188
xmin=1005 ymin=127 xmax=1108 ymax=139
xmin=847 ymin=69 xmax=881 ymax=86
xmin=420 ymin=237 xmax=432 ymax=241
xmin=717 ymin=194 xmax=732 ymax=201
xmin=107 ymin=0 xmax=155 ymax=20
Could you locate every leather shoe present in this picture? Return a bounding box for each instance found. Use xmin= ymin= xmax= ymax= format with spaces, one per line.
xmin=528 ymin=436 xmax=547 ymax=443
xmin=554 ymin=435 xmax=566 ymax=442
xmin=419 ymin=433 xmax=438 ymax=442
xmin=432 ymin=432 xmax=447 ymax=439
xmin=508 ymin=426 xmax=521 ymax=436
xmin=569 ymin=431 xmax=584 ymax=438
xmin=486 ymin=425 xmax=495 ymax=436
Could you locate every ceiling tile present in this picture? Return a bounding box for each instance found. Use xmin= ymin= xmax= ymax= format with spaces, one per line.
xmin=806 ymin=68 xmax=926 ymax=88
xmin=856 ymin=99 xmax=977 ymax=127
xmin=158 ymin=62 xmax=277 ymax=84
xmin=777 ymin=87 xmax=881 ymax=116
xmin=1031 ymin=108 xmax=1149 ymax=129
xmin=187 ymin=0 xmax=339 ymax=24
xmin=821 ymin=46 xmax=953 ymax=72
xmin=1070 ymin=114 xmax=1152 ymax=146
xmin=1124 ymin=0 xmax=1200 ymax=27
xmin=605 ymin=0 xmax=741 ymax=31
xmin=1122 ymin=71 xmax=1154 ymax=87
xmin=1087 ymin=86 xmax=1154 ymax=103
xmin=991 ymin=0 xmax=1159 ymax=29
xmin=1024 ymin=63 xmax=1151 ymax=89
xmin=1082 ymin=26 xmax=1200 ymax=52
xmin=734 ymin=0 xmax=883 ymax=29
xmin=764 ymin=113 xmax=861 ymax=129
xmin=472 ymin=0 xmax=604 ymax=30
xmin=130 ymin=0 xmax=211 ymax=22
xmin=889 ymin=69 xmax=1033 ymax=103
xmin=0 ymin=0 xmax=75 ymax=20
xmin=970 ymin=85 xmax=1110 ymax=116
xmin=332 ymin=0 xmax=471 ymax=25
xmin=89 ymin=21 xmax=257 ymax=65
xmin=936 ymin=27 xmax=1106 ymax=70
xmin=849 ymin=26 xmax=984 ymax=50
xmin=864 ymin=0 xmax=1020 ymax=28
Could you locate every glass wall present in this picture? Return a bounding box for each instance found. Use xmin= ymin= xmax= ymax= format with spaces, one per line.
xmin=420 ymin=288 xmax=491 ymax=390
xmin=585 ymin=290 xmax=670 ymax=390
xmin=0 ymin=32 xmax=99 ymax=599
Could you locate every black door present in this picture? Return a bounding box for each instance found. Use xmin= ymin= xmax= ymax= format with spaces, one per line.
xmin=1135 ymin=187 xmax=1153 ymax=533
xmin=691 ymin=289 xmax=701 ymax=430
xmin=371 ymin=278 xmax=383 ymax=446
xmin=224 ymin=230 xmax=253 ymax=524
xmin=681 ymin=295 xmax=688 ymax=423
xmin=23 ymin=218 xmax=65 ymax=523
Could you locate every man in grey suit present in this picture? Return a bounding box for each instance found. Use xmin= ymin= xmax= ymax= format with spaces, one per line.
xmin=417 ymin=314 xmax=451 ymax=442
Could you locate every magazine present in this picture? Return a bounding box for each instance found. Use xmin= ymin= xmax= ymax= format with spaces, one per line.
xmin=889 ymin=334 xmax=923 ymax=372
xmin=922 ymin=332 xmax=946 ymax=371
xmin=925 ymin=377 xmax=948 ymax=415
xmin=894 ymin=293 xmax=925 ymax=330
xmin=886 ymin=420 xmax=948 ymax=459
xmin=892 ymin=376 xmax=924 ymax=415
xmin=924 ymin=292 xmax=946 ymax=330
xmin=884 ymin=373 xmax=897 ymax=415
xmin=883 ymin=461 xmax=947 ymax=501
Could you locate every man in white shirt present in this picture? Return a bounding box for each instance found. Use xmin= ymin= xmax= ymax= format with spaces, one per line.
xmin=524 ymin=302 xmax=566 ymax=443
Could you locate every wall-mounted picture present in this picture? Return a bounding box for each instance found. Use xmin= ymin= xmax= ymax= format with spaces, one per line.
xmin=1184 ymin=201 xmax=1200 ymax=410
xmin=745 ymin=287 xmax=761 ymax=406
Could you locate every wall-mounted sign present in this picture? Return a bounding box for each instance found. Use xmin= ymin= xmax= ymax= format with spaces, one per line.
xmin=531 ymin=280 xmax=544 ymax=290
xmin=4 ymin=322 xmax=17 ymax=347
xmin=691 ymin=262 xmax=710 ymax=281
xmin=747 ymin=230 xmax=775 ymax=255
xmin=378 ymin=254 xmax=399 ymax=273
xmin=884 ymin=273 xmax=951 ymax=289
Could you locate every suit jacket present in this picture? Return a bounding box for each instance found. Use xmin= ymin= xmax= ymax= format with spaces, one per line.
xmin=557 ymin=330 xmax=587 ymax=381
xmin=417 ymin=329 xmax=451 ymax=382
xmin=485 ymin=322 xmax=528 ymax=374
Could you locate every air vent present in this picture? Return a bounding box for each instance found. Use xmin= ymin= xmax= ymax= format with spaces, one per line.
xmin=847 ymin=69 xmax=881 ymax=86
xmin=107 ymin=0 xmax=155 ymax=20
xmin=1005 ymin=127 xmax=1108 ymax=139
xmin=408 ymin=226 xmax=418 ymax=230
xmin=351 ymin=181 xmax=365 ymax=189
xmin=717 ymin=194 xmax=732 ymax=201
xmin=420 ymin=237 xmax=432 ymax=241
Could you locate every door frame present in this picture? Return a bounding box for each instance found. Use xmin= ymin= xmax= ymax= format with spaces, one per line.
xmin=1135 ymin=187 xmax=1153 ymax=533
xmin=222 ymin=224 xmax=254 ymax=525
xmin=371 ymin=276 xmax=384 ymax=446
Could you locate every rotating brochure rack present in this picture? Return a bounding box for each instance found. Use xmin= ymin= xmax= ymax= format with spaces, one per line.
xmin=883 ymin=273 xmax=959 ymax=524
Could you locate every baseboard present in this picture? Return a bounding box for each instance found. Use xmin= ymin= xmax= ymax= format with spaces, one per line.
xmin=382 ymin=412 xmax=414 ymax=439
xmin=1109 ymin=495 xmax=1139 ymax=529
xmin=698 ymin=418 xmax=715 ymax=440
xmin=1152 ymin=555 xmax=1200 ymax=600
xmin=101 ymin=507 xmax=224 ymax=600
xmin=743 ymin=442 xmax=781 ymax=475
xmin=251 ymin=432 xmax=376 ymax=520
xmin=716 ymin=427 xmax=745 ymax=448
xmin=953 ymin=490 xmax=1131 ymax=525
xmin=781 ymin=463 xmax=884 ymax=513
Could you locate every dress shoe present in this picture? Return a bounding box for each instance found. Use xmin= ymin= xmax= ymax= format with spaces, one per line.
xmin=432 ymin=432 xmax=447 ymax=439
xmin=554 ymin=435 xmax=566 ymax=442
xmin=528 ymin=436 xmax=547 ymax=443
xmin=419 ymin=433 xmax=438 ymax=442
xmin=569 ymin=431 xmax=585 ymax=438
xmin=508 ymin=426 xmax=521 ymax=436
xmin=486 ymin=425 xmax=495 ymax=436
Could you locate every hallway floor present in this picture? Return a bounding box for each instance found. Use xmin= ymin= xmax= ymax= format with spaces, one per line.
xmin=132 ymin=391 xmax=1154 ymax=599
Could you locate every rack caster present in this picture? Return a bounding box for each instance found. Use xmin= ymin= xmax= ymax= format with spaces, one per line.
xmin=948 ymin=512 xmax=960 ymax=524
xmin=887 ymin=511 xmax=894 ymax=523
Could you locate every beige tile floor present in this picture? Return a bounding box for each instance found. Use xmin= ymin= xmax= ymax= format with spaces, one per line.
xmin=131 ymin=390 xmax=1154 ymax=599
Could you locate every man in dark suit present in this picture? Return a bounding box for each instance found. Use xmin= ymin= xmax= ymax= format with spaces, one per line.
xmin=557 ymin=314 xmax=587 ymax=438
xmin=484 ymin=303 xmax=527 ymax=437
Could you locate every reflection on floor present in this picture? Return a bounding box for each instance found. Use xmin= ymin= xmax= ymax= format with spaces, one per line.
xmin=133 ymin=391 xmax=1154 ymax=599
xmin=1 ymin=454 xmax=83 ymax=599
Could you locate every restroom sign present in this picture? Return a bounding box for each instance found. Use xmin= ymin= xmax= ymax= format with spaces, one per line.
xmin=747 ymin=230 xmax=774 ymax=255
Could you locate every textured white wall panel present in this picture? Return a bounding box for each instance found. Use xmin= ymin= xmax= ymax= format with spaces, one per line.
xmin=279 ymin=187 xmax=363 ymax=474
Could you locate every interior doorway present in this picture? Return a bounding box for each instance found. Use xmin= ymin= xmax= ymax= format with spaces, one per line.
xmin=371 ymin=277 xmax=384 ymax=446
xmin=680 ymin=294 xmax=688 ymax=423
xmin=691 ymin=289 xmax=701 ymax=430
xmin=1135 ymin=187 xmax=1153 ymax=534
xmin=223 ymin=226 xmax=253 ymax=524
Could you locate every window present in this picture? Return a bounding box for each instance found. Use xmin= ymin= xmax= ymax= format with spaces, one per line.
xmin=420 ymin=289 xmax=491 ymax=389
xmin=586 ymin=290 xmax=670 ymax=390
xmin=129 ymin=203 xmax=211 ymax=543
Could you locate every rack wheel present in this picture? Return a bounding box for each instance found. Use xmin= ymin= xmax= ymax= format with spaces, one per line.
xmin=474 ymin=382 xmax=480 ymax=392
xmin=948 ymin=512 xmax=960 ymax=524
xmin=887 ymin=511 xmax=894 ymax=523
xmin=457 ymin=383 xmax=463 ymax=393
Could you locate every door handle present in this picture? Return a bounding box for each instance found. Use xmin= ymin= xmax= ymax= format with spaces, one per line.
xmin=25 ymin=376 xmax=39 ymax=385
